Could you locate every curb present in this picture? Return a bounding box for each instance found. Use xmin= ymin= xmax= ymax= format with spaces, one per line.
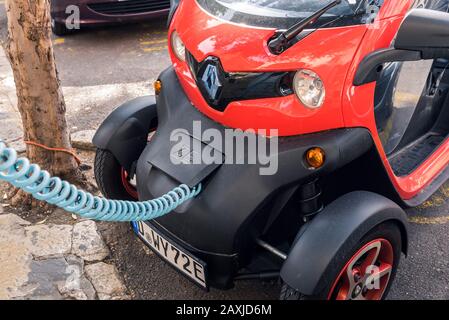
xmin=71 ymin=130 xmax=96 ymax=151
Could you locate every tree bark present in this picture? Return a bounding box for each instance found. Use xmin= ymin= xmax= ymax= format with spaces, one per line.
xmin=4 ymin=0 xmax=84 ymax=204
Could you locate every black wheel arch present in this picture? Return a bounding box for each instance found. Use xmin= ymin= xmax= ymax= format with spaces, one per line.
xmin=92 ymin=96 xmax=158 ymax=172
xmin=280 ymin=191 xmax=409 ymax=297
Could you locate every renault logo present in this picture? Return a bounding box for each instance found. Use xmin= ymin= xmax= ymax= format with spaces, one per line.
xmin=200 ymin=62 xmax=222 ymax=100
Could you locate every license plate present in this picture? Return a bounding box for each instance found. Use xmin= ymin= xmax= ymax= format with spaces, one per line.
xmin=133 ymin=221 xmax=208 ymax=289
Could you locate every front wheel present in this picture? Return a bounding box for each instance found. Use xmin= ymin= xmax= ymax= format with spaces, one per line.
xmin=94 ymin=149 xmax=138 ymax=201
xmin=280 ymin=222 xmax=402 ymax=300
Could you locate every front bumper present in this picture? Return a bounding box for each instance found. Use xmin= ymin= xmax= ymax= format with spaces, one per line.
xmin=142 ymin=220 xmax=239 ymax=290
xmin=51 ymin=0 xmax=170 ymax=26
xmin=135 ymin=67 xmax=373 ymax=289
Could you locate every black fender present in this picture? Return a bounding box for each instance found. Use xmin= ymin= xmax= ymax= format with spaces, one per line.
xmin=92 ymin=96 xmax=158 ymax=172
xmin=280 ymin=191 xmax=409 ymax=296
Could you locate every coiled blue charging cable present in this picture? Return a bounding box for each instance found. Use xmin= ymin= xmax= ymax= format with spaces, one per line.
xmin=0 ymin=140 xmax=201 ymax=221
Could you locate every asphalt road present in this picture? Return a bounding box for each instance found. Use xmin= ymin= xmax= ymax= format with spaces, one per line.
xmin=1 ymin=3 xmax=449 ymax=300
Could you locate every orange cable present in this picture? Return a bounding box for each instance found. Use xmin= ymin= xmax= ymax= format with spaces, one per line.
xmin=24 ymin=140 xmax=82 ymax=165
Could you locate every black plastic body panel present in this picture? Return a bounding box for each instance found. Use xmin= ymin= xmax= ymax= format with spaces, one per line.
xmin=134 ymin=67 xmax=375 ymax=288
xmin=354 ymin=49 xmax=421 ymax=86
xmin=92 ymin=96 xmax=158 ymax=172
xmin=281 ymin=191 xmax=409 ymax=296
xmin=145 ymin=220 xmax=239 ymax=290
xmin=145 ymin=130 xmax=224 ymax=188
xmin=355 ymin=9 xmax=449 ymax=86
xmin=396 ymin=9 xmax=449 ymax=59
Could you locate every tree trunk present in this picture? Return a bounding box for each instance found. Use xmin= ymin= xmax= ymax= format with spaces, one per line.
xmin=4 ymin=0 xmax=84 ymax=204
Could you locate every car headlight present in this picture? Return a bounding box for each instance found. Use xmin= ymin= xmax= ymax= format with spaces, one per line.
xmin=293 ymin=70 xmax=325 ymax=109
xmin=170 ymin=31 xmax=186 ymax=62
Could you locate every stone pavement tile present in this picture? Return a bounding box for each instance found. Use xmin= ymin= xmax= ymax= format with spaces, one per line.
xmin=0 ymin=213 xmax=30 ymax=227
xmin=0 ymin=214 xmax=123 ymax=300
xmin=21 ymin=258 xmax=69 ymax=300
xmin=71 ymin=130 xmax=96 ymax=151
xmin=16 ymin=255 xmax=97 ymax=300
xmin=0 ymin=214 xmax=33 ymax=299
xmin=72 ymin=220 xmax=109 ymax=262
xmin=85 ymin=262 xmax=128 ymax=300
xmin=24 ymin=224 xmax=73 ymax=259
xmin=57 ymin=255 xmax=96 ymax=300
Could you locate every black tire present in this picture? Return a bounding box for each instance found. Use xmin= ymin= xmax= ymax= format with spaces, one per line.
xmin=280 ymin=222 xmax=402 ymax=300
xmin=94 ymin=149 xmax=136 ymax=201
xmin=51 ymin=19 xmax=70 ymax=36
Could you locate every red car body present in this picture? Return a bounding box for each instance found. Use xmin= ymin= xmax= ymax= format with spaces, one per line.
xmin=168 ymin=0 xmax=446 ymax=202
xmin=51 ymin=0 xmax=170 ymax=27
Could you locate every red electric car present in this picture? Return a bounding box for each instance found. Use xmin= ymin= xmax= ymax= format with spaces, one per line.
xmin=50 ymin=0 xmax=171 ymax=35
xmin=93 ymin=0 xmax=449 ymax=300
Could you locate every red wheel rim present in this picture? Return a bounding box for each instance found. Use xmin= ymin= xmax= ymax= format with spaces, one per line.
xmin=121 ymin=168 xmax=138 ymax=200
xmin=119 ymin=129 xmax=156 ymax=200
xmin=328 ymin=238 xmax=394 ymax=300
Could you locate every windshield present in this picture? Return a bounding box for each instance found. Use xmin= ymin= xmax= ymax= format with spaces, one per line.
xmin=197 ymin=0 xmax=385 ymax=29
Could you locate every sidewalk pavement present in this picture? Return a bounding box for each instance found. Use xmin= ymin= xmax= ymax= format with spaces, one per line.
xmin=0 ymin=212 xmax=129 ymax=300
xmin=0 ymin=46 xmax=132 ymax=300
xmin=0 ymin=45 xmax=153 ymax=152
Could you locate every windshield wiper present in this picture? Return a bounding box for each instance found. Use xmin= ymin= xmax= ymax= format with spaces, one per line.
xmin=268 ymin=0 xmax=343 ymax=55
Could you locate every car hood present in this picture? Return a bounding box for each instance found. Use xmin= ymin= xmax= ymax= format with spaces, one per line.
xmin=173 ymin=0 xmax=368 ymax=73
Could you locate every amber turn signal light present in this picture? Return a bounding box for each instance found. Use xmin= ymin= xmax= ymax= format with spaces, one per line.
xmin=154 ymin=80 xmax=162 ymax=95
xmin=305 ymin=147 xmax=325 ymax=169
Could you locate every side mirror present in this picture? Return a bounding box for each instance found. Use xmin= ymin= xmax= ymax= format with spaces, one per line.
xmin=354 ymin=9 xmax=449 ymax=86
xmin=395 ymin=9 xmax=449 ymax=58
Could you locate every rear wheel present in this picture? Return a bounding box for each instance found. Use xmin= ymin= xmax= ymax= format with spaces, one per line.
xmin=94 ymin=149 xmax=138 ymax=201
xmin=280 ymin=222 xmax=402 ymax=300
